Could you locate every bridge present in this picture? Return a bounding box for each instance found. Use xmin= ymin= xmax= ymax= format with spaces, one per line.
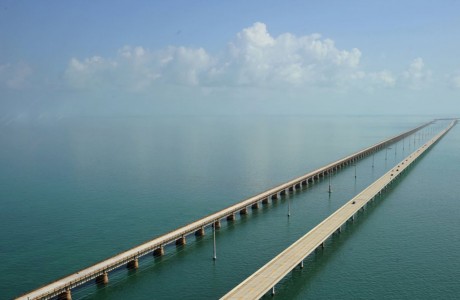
xmin=221 ymin=120 xmax=456 ymax=299
xmin=17 ymin=121 xmax=434 ymax=300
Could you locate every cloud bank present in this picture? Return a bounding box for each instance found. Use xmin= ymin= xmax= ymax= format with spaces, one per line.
xmin=65 ymin=22 xmax=418 ymax=93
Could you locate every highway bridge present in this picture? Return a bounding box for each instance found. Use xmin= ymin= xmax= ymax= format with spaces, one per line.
xmin=221 ymin=120 xmax=456 ymax=299
xmin=17 ymin=120 xmax=435 ymax=300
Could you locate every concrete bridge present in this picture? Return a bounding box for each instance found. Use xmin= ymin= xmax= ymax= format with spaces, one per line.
xmin=17 ymin=121 xmax=434 ymax=300
xmin=221 ymin=120 xmax=456 ymax=299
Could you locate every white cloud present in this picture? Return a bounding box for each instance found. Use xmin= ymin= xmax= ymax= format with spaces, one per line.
xmin=0 ymin=62 xmax=32 ymax=89
xmin=66 ymin=45 xmax=213 ymax=91
xmin=220 ymin=22 xmax=362 ymax=87
xmin=369 ymin=70 xmax=396 ymax=87
xmin=237 ymin=22 xmax=275 ymax=48
xmin=158 ymin=46 xmax=213 ymax=86
xmin=65 ymin=23 xmax=367 ymax=91
xmin=65 ymin=56 xmax=118 ymax=89
xmin=64 ymin=22 xmax=430 ymax=94
xmin=401 ymin=57 xmax=431 ymax=89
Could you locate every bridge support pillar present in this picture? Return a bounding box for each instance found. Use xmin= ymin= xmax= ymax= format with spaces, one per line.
xmin=127 ymin=258 xmax=139 ymax=270
xmin=240 ymin=207 xmax=248 ymax=215
xmin=175 ymin=236 xmax=186 ymax=246
xmin=195 ymin=227 xmax=205 ymax=237
xmin=153 ymin=246 xmax=164 ymax=257
xmin=299 ymin=260 xmax=304 ymax=268
xmin=58 ymin=289 xmax=72 ymax=300
xmin=227 ymin=213 xmax=235 ymax=221
xmin=251 ymin=202 xmax=259 ymax=209
xmin=289 ymin=186 xmax=294 ymax=192
xmin=262 ymin=198 xmax=269 ymax=205
xmin=214 ymin=220 xmax=221 ymax=229
xmin=96 ymin=272 xmax=109 ymax=285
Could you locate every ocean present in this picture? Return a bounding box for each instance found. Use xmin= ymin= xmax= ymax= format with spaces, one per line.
xmin=1 ymin=115 xmax=458 ymax=299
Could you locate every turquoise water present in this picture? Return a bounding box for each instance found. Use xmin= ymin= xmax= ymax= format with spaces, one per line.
xmin=0 ymin=116 xmax=458 ymax=299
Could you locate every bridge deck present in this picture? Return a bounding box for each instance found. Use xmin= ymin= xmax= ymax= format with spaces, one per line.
xmin=17 ymin=121 xmax=432 ymax=300
xmin=221 ymin=121 xmax=455 ymax=300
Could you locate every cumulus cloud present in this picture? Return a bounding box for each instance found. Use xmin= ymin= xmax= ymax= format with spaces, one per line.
xmin=65 ymin=45 xmax=213 ymax=91
xmin=401 ymin=57 xmax=431 ymax=89
xmin=158 ymin=46 xmax=213 ymax=86
xmin=369 ymin=70 xmax=396 ymax=87
xmin=65 ymin=56 xmax=118 ymax=89
xmin=219 ymin=22 xmax=362 ymax=87
xmin=64 ymin=22 xmax=423 ymax=93
xmin=0 ymin=62 xmax=32 ymax=89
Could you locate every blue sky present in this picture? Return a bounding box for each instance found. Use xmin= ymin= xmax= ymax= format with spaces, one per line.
xmin=1 ymin=0 xmax=459 ymax=117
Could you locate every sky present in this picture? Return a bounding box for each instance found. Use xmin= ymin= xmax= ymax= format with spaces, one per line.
xmin=1 ymin=0 xmax=459 ymax=118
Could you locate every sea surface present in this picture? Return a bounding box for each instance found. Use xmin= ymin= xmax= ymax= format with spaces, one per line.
xmin=0 ymin=115 xmax=458 ymax=300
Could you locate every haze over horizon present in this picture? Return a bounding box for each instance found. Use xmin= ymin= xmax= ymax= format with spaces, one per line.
xmin=1 ymin=1 xmax=459 ymax=119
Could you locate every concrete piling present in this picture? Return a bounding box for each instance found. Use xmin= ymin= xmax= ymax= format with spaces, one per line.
xmin=175 ymin=236 xmax=186 ymax=246
xmin=57 ymin=289 xmax=72 ymax=300
xmin=96 ymin=272 xmax=109 ymax=285
xmin=127 ymin=258 xmax=139 ymax=269
xmin=153 ymin=246 xmax=165 ymax=257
